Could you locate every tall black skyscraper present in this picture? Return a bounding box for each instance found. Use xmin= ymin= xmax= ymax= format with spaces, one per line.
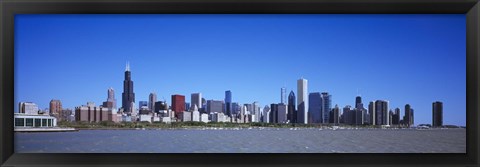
xmin=122 ymin=62 xmax=135 ymax=113
xmin=432 ymin=101 xmax=443 ymax=127
xmin=287 ymin=91 xmax=296 ymax=123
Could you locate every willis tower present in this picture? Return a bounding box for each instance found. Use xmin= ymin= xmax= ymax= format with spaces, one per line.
xmin=122 ymin=62 xmax=135 ymax=114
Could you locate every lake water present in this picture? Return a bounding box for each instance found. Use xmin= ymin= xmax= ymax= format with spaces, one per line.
xmin=15 ymin=128 xmax=466 ymax=153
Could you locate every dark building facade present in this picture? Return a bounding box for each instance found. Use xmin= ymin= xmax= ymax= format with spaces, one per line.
xmin=288 ymin=91 xmax=296 ymax=124
xmin=374 ymin=100 xmax=389 ymax=125
xmin=225 ymin=90 xmax=232 ymax=117
xmin=392 ymin=107 xmax=401 ymax=125
xmin=122 ymin=62 xmax=135 ymax=113
xmin=432 ymin=101 xmax=443 ymax=127
xmin=404 ymin=104 xmax=414 ymax=127
xmin=321 ymin=92 xmax=331 ymax=124
xmin=308 ymin=92 xmax=322 ymax=124
xmin=171 ymin=94 xmax=186 ymax=118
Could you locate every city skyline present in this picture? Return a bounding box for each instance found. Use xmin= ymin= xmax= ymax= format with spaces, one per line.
xmin=15 ymin=14 xmax=466 ymax=125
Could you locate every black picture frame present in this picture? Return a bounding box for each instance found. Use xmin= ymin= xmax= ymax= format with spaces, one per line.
xmin=1 ymin=0 xmax=479 ymax=166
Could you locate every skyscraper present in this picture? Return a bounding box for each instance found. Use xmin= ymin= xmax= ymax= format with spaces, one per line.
xmin=332 ymin=105 xmax=340 ymax=124
xmin=122 ymin=62 xmax=135 ymax=114
xmin=404 ymin=104 xmax=413 ymax=127
xmin=368 ymin=101 xmax=375 ymax=125
xmin=321 ymin=92 xmax=331 ymax=123
xmin=49 ymin=100 xmax=62 ymax=118
xmin=297 ymin=78 xmax=308 ymax=124
xmin=287 ymin=91 xmax=296 ymax=124
xmin=171 ymin=94 xmax=185 ymax=117
xmin=374 ymin=100 xmax=389 ymax=125
xmin=103 ymin=87 xmax=117 ymax=109
xmin=281 ymin=87 xmax=286 ymax=104
xmin=308 ymin=92 xmax=322 ymax=123
xmin=191 ymin=93 xmax=202 ymax=112
xmin=225 ymin=90 xmax=232 ymax=117
xmin=392 ymin=107 xmax=401 ymax=125
xmin=432 ymin=101 xmax=443 ymax=127
xmin=148 ymin=92 xmax=157 ymax=111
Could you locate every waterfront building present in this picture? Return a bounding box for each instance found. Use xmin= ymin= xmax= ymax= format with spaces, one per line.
xmin=207 ymin=100 xmax=224 ymax=114
xmin=432 ymin=101 xmax=443 ymax=127
xmin=308 ymin=92 xmax=322 ymax=124
xmin=253 ymin=101 xmax=260 ymax=122
xmin=262 ymin=105 xmax=270 ymax=123
xmin=342 ymin=105 xmax=352 ymax=125
xmin=276 ymin=103 xmax=287 ymax=124
xmin=102 ymin=87 xmax=117 ymax=109
xmin=75 ymin=103 xmax=111 ymax=123
xmin=122 ymin=62 xmax=135 ymax=114
xmin=297 ymin=78 xmax=308 ymax=124
xmin=404 ymin=104 xmax=414 ymax=127
xmin=49 ymin=100 xmax=62 ymax=119
xmin=148 ymin=92 xmax=157 ymax=111
xmin=392 ymin=108 xmax=401 ymax=125
xmin=14 ymin=113 xmax=57 ymax=128
xmin=368 ymin=101 xmax=375 ymax=125
xmin=192 ymin=105 xmax=200 ymax=122
xmin=181 ymin=111 xmax=192 ymax=122
xmin=288 ymin=91 xmax=296 ymax=123
xmin=374 ymin=100 xmax=389 ymax=125
xmin=321 ymin=92 xmax=331 ymax=124
xmin=171 ymin=94 xmax=186 ymax=118
xmin=191 ymin=93 xmax=202 ymax=112
xmin=225 ymin=90 xmax=232 ymax=117
xmin=200 ymin=113 xmax=209 ymax=123
xmin=332 ymin=105 xmax=340 ymax=124
xmin=232 ymin=102 xmax=240 ymax=115
xmin=270 ymin=103 xmax=278 ymax=123
xmin=355 ymin=108 xmax=365 ymax=125
xmin=139 ymin=114 xmax=152 ymax=123
xmin=19 ymin=102 xmax=39 ymax=115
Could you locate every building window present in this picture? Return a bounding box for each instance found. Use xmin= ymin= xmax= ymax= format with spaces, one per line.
xmin=15 ymin=118 xmax=25 ymax=127
xmin=34 ymin=119 xmax=41 ymax=127
xmin=48 ymin=119 xmax=52 ymax=127
xmin=42 ymin=119 xmax=47 ymax=127
xmin=26 ymin=118 xmax=33 ymax=126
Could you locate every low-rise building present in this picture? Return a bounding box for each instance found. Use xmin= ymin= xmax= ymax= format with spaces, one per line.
xmin=14 ymin=113 xmax=57 ymax=128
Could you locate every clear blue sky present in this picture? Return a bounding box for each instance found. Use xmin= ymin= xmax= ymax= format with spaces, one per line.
xmin=15 ymin=14 xmax=466 ymax=126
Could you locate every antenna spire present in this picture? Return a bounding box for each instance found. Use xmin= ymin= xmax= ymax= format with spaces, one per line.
xmin=126 ymin=61 xmax=130 ymax=71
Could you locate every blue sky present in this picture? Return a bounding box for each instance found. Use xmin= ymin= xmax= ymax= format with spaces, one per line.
xmin=14 ymin=14 xmax=466 ymax=126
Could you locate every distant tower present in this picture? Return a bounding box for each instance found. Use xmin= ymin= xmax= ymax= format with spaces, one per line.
xmin=288 ymin=90 xmax=296 ymax=124
xmin=308 ymin=92 xmax=322 ymax=124
xmin=122 ymin=62 xmax=135 ymax=114
xmin=297 ymin=78 xmax=308 ymax=124
xmin=432 ymin=101 xmax=443 ymax=127
xmin=321 ymin=92 xmax=332 ymax=124
xmin=404 ymin=104 xmax=413 ymax=127
xmin=191 ymin=93 xmax=202 ymax=112
xmin=374 ymin=100 xmax=389 ymax=125
xmin=49 ymin=100 xmax=62 ymax=117
xmin=225 ymin=90 xmax=232 ymax=117
xmin=107 ymin=87 xmax=116 ymax=108
xmin=281 ymin=87 xmax=286 ymax=104
xmin=149 ymin=92 xmax=157 ymax=111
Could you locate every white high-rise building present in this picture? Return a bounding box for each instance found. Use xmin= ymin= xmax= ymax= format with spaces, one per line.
xmin=253 ymin=102 xmax=260 ymax=122
xmin=262 ymin=105 xmax=270 ymax=123
xmin=297 ymin=78 xmax=308 ymax=124
xmin=191 ymin=104 xmax=200 ymax=122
